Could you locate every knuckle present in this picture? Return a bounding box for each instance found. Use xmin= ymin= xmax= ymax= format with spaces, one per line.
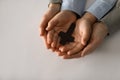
xmin=48 ymin=20 xmax=54 ymax=25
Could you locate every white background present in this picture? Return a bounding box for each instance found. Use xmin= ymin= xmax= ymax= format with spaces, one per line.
xmin=0 ymin=0 xmax=120 ymax=80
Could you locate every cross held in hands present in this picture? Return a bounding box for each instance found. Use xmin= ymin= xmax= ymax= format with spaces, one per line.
xmin=58 ymin=23 xmax=76 ymax=45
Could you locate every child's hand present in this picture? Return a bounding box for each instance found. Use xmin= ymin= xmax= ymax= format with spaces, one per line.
xmin=46 ymin=10 xmax=77 ymax=51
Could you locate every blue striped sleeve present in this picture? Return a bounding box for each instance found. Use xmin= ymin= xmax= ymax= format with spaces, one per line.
xmin=61 ymin=0 xmax=86 ymax=16
xmin=86 ymin=0 xmax=117 ymax=20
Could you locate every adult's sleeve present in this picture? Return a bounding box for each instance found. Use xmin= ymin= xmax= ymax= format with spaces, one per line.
xmin=86 ymin=0 xmax=118 ymax=20
xmin=61 ymin=0 xmax=86 ymax=16
xmin=49 ymin=0 xmax=62 ymax=4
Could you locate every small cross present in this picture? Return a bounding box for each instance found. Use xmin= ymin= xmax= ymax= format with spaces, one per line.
xmin=58 ymin=23 xmax=75 ymax=45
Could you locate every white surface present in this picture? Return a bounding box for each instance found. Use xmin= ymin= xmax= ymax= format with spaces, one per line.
xmin=0 ymin=0 xmax=120 ymax=80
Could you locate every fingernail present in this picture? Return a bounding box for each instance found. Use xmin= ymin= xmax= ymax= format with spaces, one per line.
xmin=59 ymin=47 xmax=62 ymax=51
xmin=67 ymin=52 xmax=71 ymax=55
xmin=46 ymin=27 xmax=49 ymax=31
xmin=61 ymin=49 xmax=64 ymax=52
xmin=51 ymin=43 xmax=54 ymax=48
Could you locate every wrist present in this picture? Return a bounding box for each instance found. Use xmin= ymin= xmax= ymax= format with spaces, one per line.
xmin=48 ymin=3 xmax=61 ymax=13
xmin=61 ymin=10 xmax=77 ymax=20
xmin=82 ymin=12 xmax=97 ymax=25
xmin=48 ymin=3 xmax=60 ymax=9
xmin=49 ymin=0 xmax=62 ymax=4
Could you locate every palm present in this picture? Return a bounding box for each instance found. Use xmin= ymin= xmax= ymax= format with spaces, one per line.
xmin=57 ymin=19 xmax=93 ymax=58
xmin=58 ymin=22 xmax=108 ymax=59
xmin=58 ymin=22 xmax=84 ymax=56
xmin=46 ymin=11 xmax=77 ymax=50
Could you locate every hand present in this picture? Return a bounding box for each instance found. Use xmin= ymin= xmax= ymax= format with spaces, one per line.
xmin=58 ymin=20 xmax=85 ymax=57
xmin=79 ymin=12 xmax=97 ymax=45
xmin=57 ymin=13 xmax=96 ymax=57
xmin=39 ymin=4 xmax=60 ymax=48
xmin=58 ymin=21 xmax=108 ymax=59
xmin=81 ymin=22 xmax=108 ymax=56
xmin=40 ymin=3 xmax=60 ymax=35
xmin=46 ymin=10 xmax=77 ymax=51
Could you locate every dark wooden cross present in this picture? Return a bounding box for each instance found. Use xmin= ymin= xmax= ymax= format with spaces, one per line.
xmin=58 ymin=23 xmax=75 ymax=45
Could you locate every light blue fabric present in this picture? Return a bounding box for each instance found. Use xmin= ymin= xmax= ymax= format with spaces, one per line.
xmin=61 ymin=0 xmax=86 ymax=16
xmin=61 ymin=0 xmax=117 ymax=20
xmin=86 ymin=0 xmax=117 ymax=19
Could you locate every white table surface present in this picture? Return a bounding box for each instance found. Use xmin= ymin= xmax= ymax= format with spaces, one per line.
xmin=0 ymin=0 xmax=120 ymax=80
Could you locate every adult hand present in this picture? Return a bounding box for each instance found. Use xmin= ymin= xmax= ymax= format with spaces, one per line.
xmin=39 ymin=4 xmax=60 ymax=48
xmin=81 ymin=22 xmax=108 ymax=56
xmin=40 ymin=3 xmax=60 ymax=35
xmin=79 ymin=12 xmax=97 ymax=45
xmin=57 ymin=12 xmax=96 ymax=57
xmin=59 ymin=21 xmax=108 ymax=59
xmin=46 ymin=10 xmax=77 ymax=51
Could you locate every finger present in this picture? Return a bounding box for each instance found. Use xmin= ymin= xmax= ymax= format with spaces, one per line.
xmin=54 ymin=47 xmax=61 ymax=54
xmin=55 ymin=37 xmax=66 ymax=56
xmin=81 ymin=28 xmax=91 ymax=46
xmin=55 ymin=49 xmax=61 ymax=53
xmin=43 ymin=32 xmax=51 ymax=49
xmin=47 ymin=30 xmax=54 ymax=45
xmin=51 ymin=32 xmax=59 ymax=48
xmin=58 ymin=52 xmax=67 ymax=56
xmin=39 ymin=16 xmax=49 ymax=36
xmin=67 ymin=43 xmax=84 ymax=55
xmin=56 ymin=37 xmax=61 ymax=49
xmin=51 ymin=35 xmax=58 ymax=52
xmin=63 ymin=52 xmax=82 ymax=59
xmin=81 ymin=39 xmax=102 ymax=57
xmin=51 ymin=48 xmax=56 ymax=52
xmin=59 ymin=43 xmax=76 ymax=53
xmin=46 ymin=19 xmax=58 ymax=31
xmin=53 ymin=50 xmax=66 ymax=56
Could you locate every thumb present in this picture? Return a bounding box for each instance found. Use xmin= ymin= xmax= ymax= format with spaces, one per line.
xmin=46 ymin=20 xmax=58 ymax=31
xmin=81 ymin=29 xmax=91 ymax=46
xmin=39 ymin=16 xmax=49 ymax=36
xmin=81 ymin=39 xmax=100 ymax=57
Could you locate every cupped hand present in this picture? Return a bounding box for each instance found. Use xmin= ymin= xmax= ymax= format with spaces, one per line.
xmin=59 ymin=21 xmax=108 ymax=59
xmin=58 ymin=12 xmax=97 ymax=53
xmin=46 ymin=10 xmax=77 ymax=51
xmin=39 ymin=4 xmax=60 ymax=48
xmin=39 ymin=4 xmax=60 ymax=35
xmin=81 ymin=21 xmax=108 ymax=56
xmin=58 ymin=18 xmax=91 ymax=58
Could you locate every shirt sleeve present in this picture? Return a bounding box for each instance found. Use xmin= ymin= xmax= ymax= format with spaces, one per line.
xmin=61 ymin=0 xmax=86 ymax=16
xmin=86 ymin=0 xmax=117 ymax=20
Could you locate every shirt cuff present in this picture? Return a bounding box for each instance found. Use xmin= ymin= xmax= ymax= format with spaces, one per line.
xmin=86 ymin=0 xmax=117 ymax=20
xmin=49 ymin=0 xmax=62 ymax=4
xmin=61 ymin=0 xmax=86 ymax=16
